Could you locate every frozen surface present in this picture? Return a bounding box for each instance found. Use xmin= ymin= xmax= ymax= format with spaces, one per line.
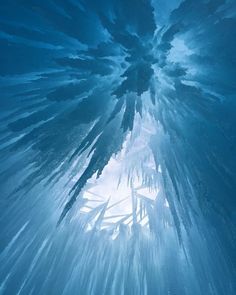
xmin=0 ymin=0 xmax=236 ymax=294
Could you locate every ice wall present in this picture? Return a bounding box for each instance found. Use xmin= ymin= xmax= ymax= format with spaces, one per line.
xmin=0 ymin=1 xmax=235 ymax=294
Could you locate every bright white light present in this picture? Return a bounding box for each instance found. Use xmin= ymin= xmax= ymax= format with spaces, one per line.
xmin=80 ymin=113 xmax=159 ymax=227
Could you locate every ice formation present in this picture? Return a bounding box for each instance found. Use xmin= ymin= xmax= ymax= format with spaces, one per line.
xmin=0 ymin=0 xmax=235 ymax=294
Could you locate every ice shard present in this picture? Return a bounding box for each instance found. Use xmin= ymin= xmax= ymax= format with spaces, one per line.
xmin=0 ymin=0 xmax=235 ymax=294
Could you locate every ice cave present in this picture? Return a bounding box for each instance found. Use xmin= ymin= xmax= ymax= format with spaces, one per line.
xmin=0 ymin=0 xmax=235 ymax=294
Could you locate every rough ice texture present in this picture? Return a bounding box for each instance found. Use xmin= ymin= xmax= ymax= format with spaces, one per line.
xmin=0 ymin=0 xmax=236 ymax=294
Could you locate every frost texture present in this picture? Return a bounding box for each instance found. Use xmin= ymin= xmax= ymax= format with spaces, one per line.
xmin=0 ymin=0 xmax=236 ymax=294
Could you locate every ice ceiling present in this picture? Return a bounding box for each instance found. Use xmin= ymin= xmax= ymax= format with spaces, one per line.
xmin=0 ymin=0 xmax=236 ymax=294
